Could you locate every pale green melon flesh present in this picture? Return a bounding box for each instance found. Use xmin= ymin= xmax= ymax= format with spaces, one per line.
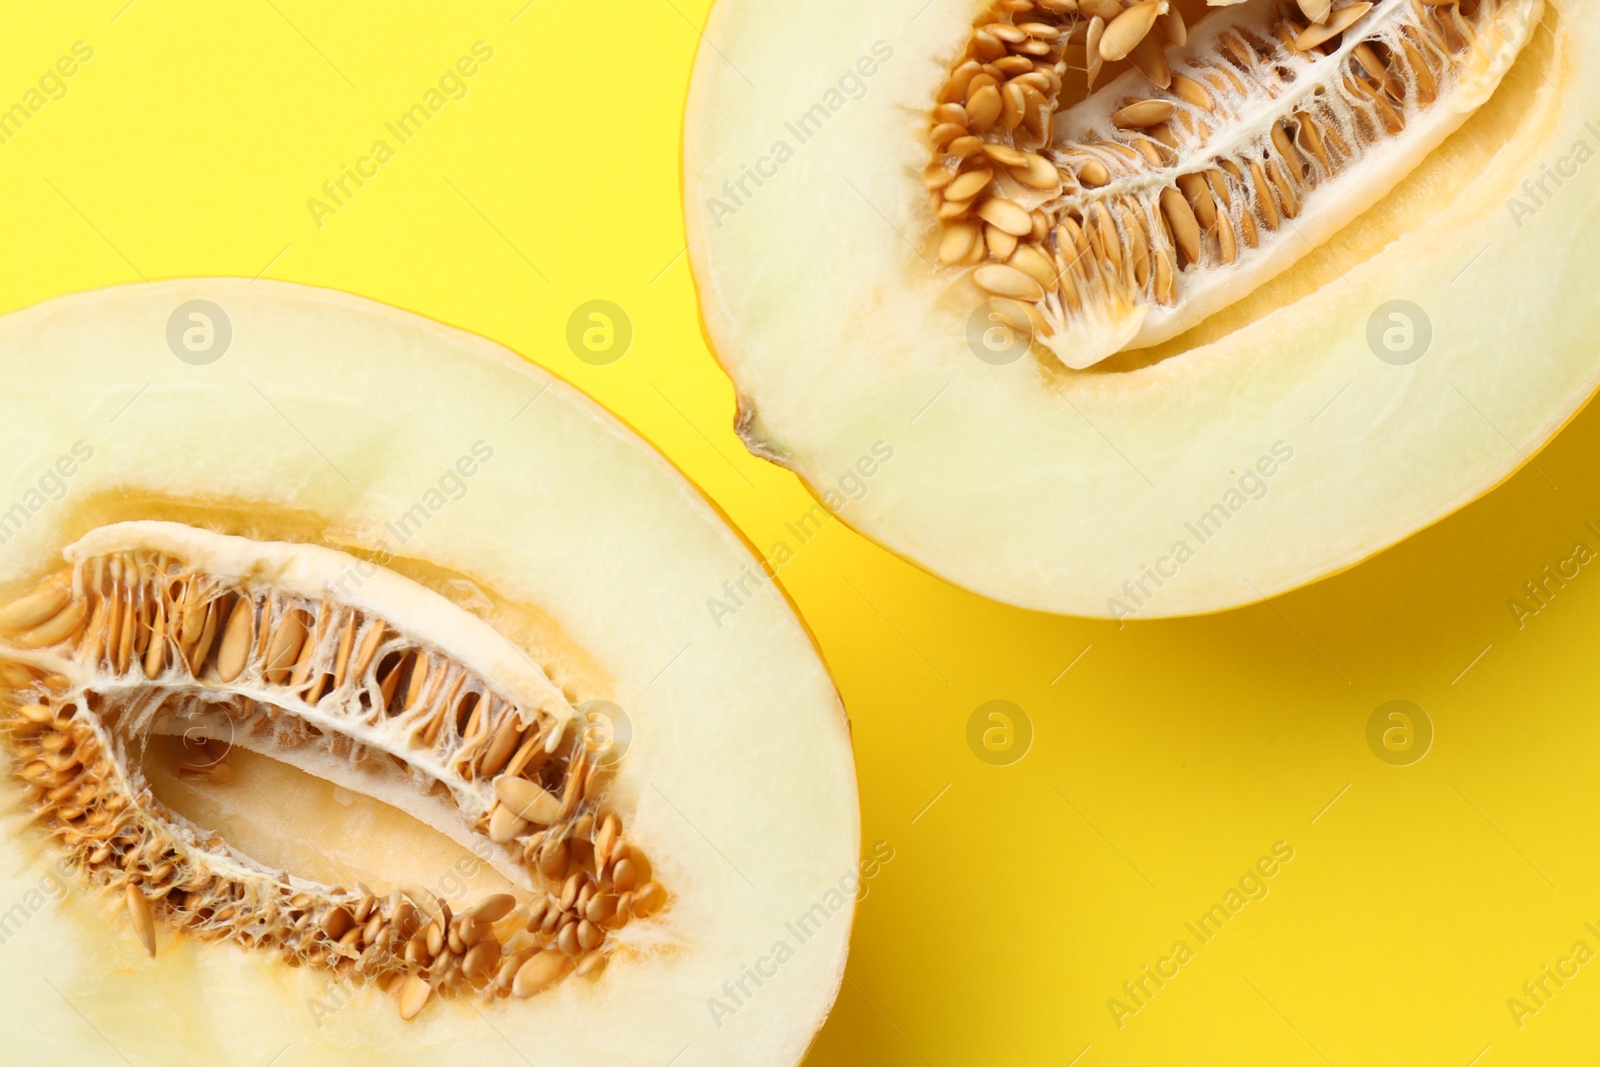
xmin=685 ymin=0 xmax=1597 ymax=616
xmin=0 ymin=280 xmax=858 ymax=1066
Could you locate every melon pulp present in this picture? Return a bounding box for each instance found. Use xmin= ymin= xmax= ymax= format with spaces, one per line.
xmin=0 ymin=280 xmax=859 ymax=1066
xmin=684 ymin=0 xmax=1600 ymax=617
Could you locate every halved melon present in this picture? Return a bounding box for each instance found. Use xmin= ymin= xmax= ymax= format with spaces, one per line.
xmin=0 ymin=280 xmax=858 ymax=1065
xmin=684 ymin=0 xmax=1599 ymax=616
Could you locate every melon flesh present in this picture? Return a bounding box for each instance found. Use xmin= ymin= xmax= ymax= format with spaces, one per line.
xmin=0 ymin=280 xmax=858 ymax=1066
xmin=684 ymin=0 xmax=1600 ymax=616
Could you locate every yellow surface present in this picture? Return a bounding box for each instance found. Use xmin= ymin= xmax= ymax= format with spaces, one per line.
xmin=3 ymin=2 xmax=1598 ymax=1064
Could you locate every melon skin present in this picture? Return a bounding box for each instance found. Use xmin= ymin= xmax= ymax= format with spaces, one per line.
xmin=684 ymin=0 xmax=1600 ymax=617
xmin=0 ymin=279 xmax=859 ymax=1066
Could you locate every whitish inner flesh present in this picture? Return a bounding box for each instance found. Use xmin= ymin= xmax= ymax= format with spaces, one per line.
xmin=0 ymin=523 xmax=667 ymax=1021
xmin=142 ymin=741 xmax=516 ymax=898
xmin=929 ymin=0 xmax=1544 ymax=369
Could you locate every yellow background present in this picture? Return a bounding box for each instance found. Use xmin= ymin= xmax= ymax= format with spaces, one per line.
xmin=4 ymin=2 xmax=1599 ymax=1064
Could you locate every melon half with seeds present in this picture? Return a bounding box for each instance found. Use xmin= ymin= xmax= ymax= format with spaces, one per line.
xmin=685 ymin=0 xmax=1600 ymax=616
xmin=0 ymin=280 xmax=858 ymax=1066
